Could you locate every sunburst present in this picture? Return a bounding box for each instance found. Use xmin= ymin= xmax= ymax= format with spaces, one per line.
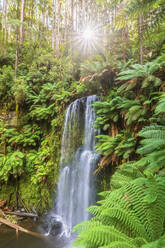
xmin=73 ymin=24 xmax=102 ymax=56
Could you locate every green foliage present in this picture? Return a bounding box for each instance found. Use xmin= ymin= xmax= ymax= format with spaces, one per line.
xmin=116 ymin=58 xmax=163 ymax=93
xmin=27 ymin=52 xmax=73 ymax=89
xmin=0 ymin=124 xmax=41 ymax=149
xmin=121 ymin=99 xmax=147 ymax=125
xmin=0 ymin=151 xmax=25 ymax=181
xmin=0 ymin=65 xmax=14 ymax=102
xmin=93 ymin=91 xmax=123 ymax=130
xmin=110 ymin=162 xmax=144 ymax=189
xmin=96 ymin=131 xmax=136 ymax=161
xmin=12 ymin=77 xmax=28 ymax=105
xmin=141 ymin=235 xmax=165 ymax=248
xmin=74 ymin=45 xmax=165 ymax=248
xmin=0 ymin=43 xmax=73 ymax=213
xmin=136 ymin=124 xmax=165 ymax=176
xmin=155 ymin=92 xmax=165 ymax=114
xmin=126 ymin=0 xmax=165 ymax=33
xmin=79 ymin=56 xmax=115 ymax=93
xmin=74 ymin=175 xmax=165 ymax=248
xmin=30 ymin=139 xmax=56 ymax=185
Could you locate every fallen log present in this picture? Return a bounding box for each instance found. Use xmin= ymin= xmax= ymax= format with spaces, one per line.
xmin=4 ymin=211 xmax=38 ymax=218
xmin=0 ymin=217 xmax=44 ymax=239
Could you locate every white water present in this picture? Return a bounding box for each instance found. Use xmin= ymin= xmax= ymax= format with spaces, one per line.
xmin=56 ymin=95 xmax=99 ymax=237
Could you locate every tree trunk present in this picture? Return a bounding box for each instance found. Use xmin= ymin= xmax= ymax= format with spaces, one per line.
xmin=0 ymin=217 xmax=44 ymax=239
xmin=2 ymin=0 xmax=8 ymax=44
xmin=52 ymin=0 xmax=56 ymax=50
xmin=56 ymin=0 xmax=62 ymax=56
xmin=20 ymin=0 xmax=25 ymax=44
xmin=139 ymin=14 xmax=144 ymax=64
xmin=15 ymin=0 xmax=20 ymax=79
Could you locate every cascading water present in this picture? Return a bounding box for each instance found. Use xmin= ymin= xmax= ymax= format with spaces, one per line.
xmin=46 ymin=95 xmax=99 ymax=239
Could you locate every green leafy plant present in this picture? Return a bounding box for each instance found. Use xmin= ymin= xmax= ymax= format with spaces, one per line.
xmin=0 ymin=151 xmax=25 ymax=181
xmin=95 ymin=131 xmax=136 ymax=170
xmin=79 ymin=56 xmax=116 ymax=93
xmin=74 ymin=174 xmax=165 ymax=248
xmin=0 ymin=65 xmax=14 ymax=102
xmin=116 ymin=58 xmax=163 ymax=93
xmin=0 ymin=124 xmax=41 ymax=149
xmin=137 ymin=124 xmax=165 ymax=176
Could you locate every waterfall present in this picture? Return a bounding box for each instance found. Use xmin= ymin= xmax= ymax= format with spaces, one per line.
xmin=55 ymin=95 xmax=99 ymax=237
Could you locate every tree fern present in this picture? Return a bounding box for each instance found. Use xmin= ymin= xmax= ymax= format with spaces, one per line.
xmin=116 ymin=59 xmax=162 ymax=93
xmin=74 ymin=224 xmax=137 ymax=248
xmin=110 ymin=162 xmax=144 ymax=189
xmin=155 ymin=93 xmax=165 ymax=114
xmin=93 ymin=91 xmax=122 ymax=130
xmin=74 ymin=175 xmax=165 ymax=248
xmin=137 ymin=124 xmax=165 ymax=175
xmin=141 ymin=234 xmax=165 ymax=248
xmin=96 ymin=131 xmax=136 ymax=168
xmin=99 ymin=241 xmax=138 ymax=248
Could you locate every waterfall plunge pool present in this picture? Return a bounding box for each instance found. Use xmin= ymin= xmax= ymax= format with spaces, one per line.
xmin=0 ymin=220 xmax=75 ymax=248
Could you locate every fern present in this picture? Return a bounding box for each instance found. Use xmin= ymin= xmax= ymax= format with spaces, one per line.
xmin=99 ymin=242 xmax=138 ymax=248
xmin=116 ymin=59 xmax=162 ymax=93
xmin=141 ymin=234 xmax=165 ymax=248
xmin=0 ymin=151 xmax=25 ymax=181
xmin=0 ymin=124 xmax=41 ymax=148
xmin=93 ymin=91 xmax=123 ymax=130
xmin=74 ymin=224 xmax=136 ymax=248
xmin=96 ymin=131 xmax=136 ymax=168
xmin=137 ymin=124 xmax=165 ymax=175
xmin=74 ymin=175 xmax=165 ymax=248
xmin=110 ymin=162 xmax=144 ymax=189
xmin=155 ymin=93 xmax=165 ymax=114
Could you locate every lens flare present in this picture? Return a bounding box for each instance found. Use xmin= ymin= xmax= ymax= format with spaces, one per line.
xmin=82 ymin=27 xmax=95 ymax=41
xmin=71 ymin=22 xmax=104 ymax=56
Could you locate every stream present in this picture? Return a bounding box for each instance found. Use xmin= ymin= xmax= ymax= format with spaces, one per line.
xmin=0 ymin=221 xmax=74 ymax=248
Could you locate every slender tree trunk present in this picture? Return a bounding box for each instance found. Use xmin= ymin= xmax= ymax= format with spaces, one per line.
xmin=15 ymin=0 xmax=20 ymax=79
xmin=56 ymin=0 xmax=62 ymax=56
xmin=64 ymin=1 xmax=68 ymax=43
xmin=8 ymin=24 xmax=11 ymax=42
xmin=15 ymin=36 xmax=19 ymax=79
xmin=20 ymin=0 xmax=25 ymax=45
xmin=45 ymin=3 xmax=49 ymax=38
xmin=2 ymin=0 xmax=8 ymax=44
xmin=52 ymin=0 xmax=56 ymax=50
xmin=71 ymin=0 xmax=74 ymax=31
xmin=139 ymin=14 xmax=144 ymax=64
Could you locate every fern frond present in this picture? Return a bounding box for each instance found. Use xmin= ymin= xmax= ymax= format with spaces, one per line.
xmin=73 ymin=220 xmax=101 ymax=234
xmin=99 ymin=241 xmax=138 ymax=248
xmin=100 ymin=207 xmax=148 ymax=238
xmin=110 ymin=163 xmax=144 ymax=189
xmin=74 ymin=225 xmax=135 ymax=248
xmin=155 ymin=93 xmax=165 ymax=114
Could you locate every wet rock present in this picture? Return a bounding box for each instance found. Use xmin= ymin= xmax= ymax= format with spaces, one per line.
xmin=41 ymin=215 xmax=62 ymax=236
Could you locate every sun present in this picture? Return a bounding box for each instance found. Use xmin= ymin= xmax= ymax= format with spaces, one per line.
xmin=82 ymin=27 xmax=95 ymax=41
xmin=73 ymin=24 xmax=101 ymax=56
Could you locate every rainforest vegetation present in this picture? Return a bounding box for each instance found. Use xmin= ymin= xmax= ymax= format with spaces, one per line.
xmin=0 ymin=0 xmax=165 ymax=247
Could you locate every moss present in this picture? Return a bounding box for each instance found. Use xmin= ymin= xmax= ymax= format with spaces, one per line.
xmin=0 ymin=183 xmax=16 ymax=207
xmin=18 ymin=176 xmax=55 ymax=214
xmin=0 ymin=111 xmax=64 ymax=214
